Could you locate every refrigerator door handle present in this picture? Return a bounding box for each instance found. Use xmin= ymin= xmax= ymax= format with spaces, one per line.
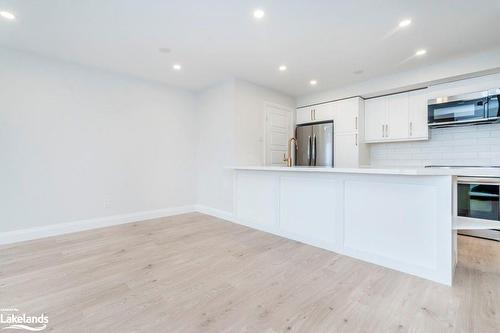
xmin=307 ymin=135 xmax=311 ymax=165
xmin=312 ymin=134 xmax=317 ymax=166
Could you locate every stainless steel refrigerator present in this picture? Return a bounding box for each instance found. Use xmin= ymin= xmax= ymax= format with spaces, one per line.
xmin=296 ymin=121 xmax=333 ymax=166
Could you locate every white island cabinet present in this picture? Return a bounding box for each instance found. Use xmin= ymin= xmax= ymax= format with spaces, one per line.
xmin=231 ymin=166 xmax=459 ymax=285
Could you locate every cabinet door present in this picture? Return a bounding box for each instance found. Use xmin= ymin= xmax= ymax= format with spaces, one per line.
xmin=313 ymin=103 xmax=336 ymax=122
xmin=387 ymin=93 xmax=409 ymax=140
xmin=333 ymin=98 xmax=359 ymax=134
xmin=364 ymin=97 xmax=387 ymax=142
xmin=296 ymin=108 xmax=312 ymax=124
xmin=280 ymin=176 xmax=339 ymax=248
xmin=408 ymin=90 xmax=429 ymax=139
xmin=334 ymin=133 xmax=358 ymax=167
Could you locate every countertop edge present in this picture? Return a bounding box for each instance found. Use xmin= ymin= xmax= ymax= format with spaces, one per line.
xmin=227 ymin=166 xmax=500 ymax=177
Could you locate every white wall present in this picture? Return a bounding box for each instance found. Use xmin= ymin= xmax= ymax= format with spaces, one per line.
xmin=195 ymin=80 xmax=236 ymax=213
xmin=234 ymin=80 xmax=295 ymax=165
xmin=195 ymin=79 xmax=295 ymax=214
xmin=0 ymin=48 xmax=197 ymax=233
xmin=297 ymin=48 xmax=500 ymax=107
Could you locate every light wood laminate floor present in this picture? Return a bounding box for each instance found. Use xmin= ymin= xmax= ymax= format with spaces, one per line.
xmin=1 ymin=213 xmax=499 ymax=332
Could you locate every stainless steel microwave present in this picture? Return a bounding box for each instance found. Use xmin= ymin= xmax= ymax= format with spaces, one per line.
xmin=428 ymin=89 xmax=500 ymax=128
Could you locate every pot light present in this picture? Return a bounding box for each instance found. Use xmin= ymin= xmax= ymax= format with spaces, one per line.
xmin=415 ymin=49 xmax=427 ymax=56
xmin=172 ymin=64 xmax=182 ymax=71
xmin=278 ymin=65 xmax=287 ymax=72
xmin=253 ymin=9 xmax=265 ymax=19
xmin=398 ymin=19 xmax=412 ymax=28
xmin=0 ymin=11 xmax=15 ymax=20
xmin=309 ymin=80 xmax=317 ymax=86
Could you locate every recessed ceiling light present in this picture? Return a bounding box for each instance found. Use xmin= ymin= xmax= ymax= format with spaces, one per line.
xmin=398 ymin=19 xmax=412 ymax=28
xmin=309 ymin=80 xmax=317 ymax=86
xmin=278 ymin=65 xmax=287 ymax=72
xmin=0 ymin=11 xmax=15 ymax=20
xmin=415 ymin=49 xmax=427 ymax=56
xmin=172 ymin=64 xmax=182 ymax=71
xmin=253 ymin=9 xmax=265 ymax=19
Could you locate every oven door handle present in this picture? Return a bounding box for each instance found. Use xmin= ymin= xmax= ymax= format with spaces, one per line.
xmin=457 ymin=177 xmax=500 ymax=185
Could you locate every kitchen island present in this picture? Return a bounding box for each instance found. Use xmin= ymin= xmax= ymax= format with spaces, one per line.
xmin=229 ymin=166 xmax=500 ymax=285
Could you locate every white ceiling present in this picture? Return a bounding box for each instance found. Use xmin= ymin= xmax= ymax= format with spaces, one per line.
xmin=1 ymin=0 xmax=500 ymax=97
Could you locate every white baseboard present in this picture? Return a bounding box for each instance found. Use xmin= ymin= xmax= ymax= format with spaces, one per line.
xmin=0 ymin=205 xmax=195 ymax=245
xmin=193 ymin=205 xmax=234 ymax=222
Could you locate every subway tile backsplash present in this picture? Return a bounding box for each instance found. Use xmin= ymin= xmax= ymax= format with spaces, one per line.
xmin=369 ymin=123 xmax=500 ymax=167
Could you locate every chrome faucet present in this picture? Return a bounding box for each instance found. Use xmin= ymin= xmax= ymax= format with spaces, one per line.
xmin=283 ymin=137 xmax=297 ymax=167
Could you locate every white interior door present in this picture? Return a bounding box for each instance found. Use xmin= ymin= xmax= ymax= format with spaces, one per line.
xmin=265 ymin=103 xmax=292 ymax=165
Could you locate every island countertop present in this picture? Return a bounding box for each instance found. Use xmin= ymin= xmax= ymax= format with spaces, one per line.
xmin=229 ymin=165 xmax=500 ymax=177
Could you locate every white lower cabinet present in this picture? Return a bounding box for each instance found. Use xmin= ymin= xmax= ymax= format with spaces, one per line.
xmin=335 ymin=133 xmax=359 ymax=167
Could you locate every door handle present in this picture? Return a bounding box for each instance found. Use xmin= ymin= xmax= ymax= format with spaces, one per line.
xmin=307 ymin=135 xmax=311 ymax=165
xmin=312 ymin=135 xmax=316 ymax=166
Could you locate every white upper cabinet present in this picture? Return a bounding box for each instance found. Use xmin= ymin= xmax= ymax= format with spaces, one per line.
xmin=364 ymin=90 xmax=429 ymax=143
xmin=364 ymin=97 xmax=387 ymax=142
xmin=387 ymin=93 xmax=409 ymax=140
xmin=314 ymin=103 xmax=336 ymax=121
xmin=408 ymin=90 xmax=429 ymax=140
xmin=296 ymin=107 xmax=313 ymax=124
xmin=296 ymin=104 xmax=334 ymax=124
xmin=333 ymin=99 xmax=359 ymax=134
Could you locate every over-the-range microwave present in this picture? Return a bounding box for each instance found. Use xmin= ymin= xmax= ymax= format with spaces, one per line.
xmin=428 ymin=88 xmax=500 ymax=128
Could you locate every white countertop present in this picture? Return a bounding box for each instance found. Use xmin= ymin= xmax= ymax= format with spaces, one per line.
xmin=229 ymin=165 xmax=500 ymax=177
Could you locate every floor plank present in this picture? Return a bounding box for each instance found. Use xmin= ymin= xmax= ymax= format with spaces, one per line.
xmin=0 ymin=213 xmax=499 ymax=332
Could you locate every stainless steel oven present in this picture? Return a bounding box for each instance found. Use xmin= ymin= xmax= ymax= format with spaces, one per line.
xmin=457 ymin=177 xmax=500 ymax=241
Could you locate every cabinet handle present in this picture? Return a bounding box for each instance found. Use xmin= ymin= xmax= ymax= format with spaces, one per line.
xmin=409 ymin=122 xmax=413 ymax=137
xmin=313 ymin=109 xmax=316 ymax=120
xmin=355 ymin=133 xmax=358 ymax=146
xmin=382 ymin=124 xmax=385 ymax=138
xmin=385 ymin=124 xmax=389 ymax=138
xmin=355 ymin=116 xmax=358 ymax=130
xmin=310 ymin=109 xmax=313 ymax=121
